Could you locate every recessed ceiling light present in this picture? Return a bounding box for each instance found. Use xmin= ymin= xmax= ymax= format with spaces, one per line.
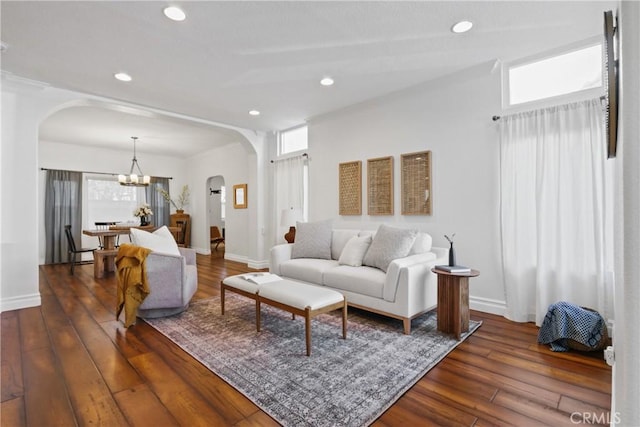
xmin=249 ymin=110 xmax=260 ymax=116
xmin=114 ymin=72 xmax=132 ymax=82
xmin=164 ymin=6 xmax=186 ymax=22
xmin=452 ymin=20 xmax=473 ymax=34
xmin=320 ymin=77 xmax=334 ymax=86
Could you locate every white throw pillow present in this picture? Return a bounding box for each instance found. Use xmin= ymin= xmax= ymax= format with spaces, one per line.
xmin=362 ymin=224 xmax=418 ymax=272
xmin=409 ymin=232 xmax=433 ymax=255
xmin=130 ymin=225 xmax=181 ymax=256
xmin=338 ymin=235 xmax=372 ymax=267
xmin=291 ymin=219 xmax=333 ymax=260
xmin=331 ymin=229 xmax=359 ymax=260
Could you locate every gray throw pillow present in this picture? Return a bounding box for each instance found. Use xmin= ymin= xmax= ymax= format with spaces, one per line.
xmin=291 ymin=219 xmax=333 ymax=260
xmin=363 ymin=224 xmax=418 ymax=272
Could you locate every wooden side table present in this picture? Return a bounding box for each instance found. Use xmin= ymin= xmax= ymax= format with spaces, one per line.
xmin=432 ymin=268 xmax=480 ymax=339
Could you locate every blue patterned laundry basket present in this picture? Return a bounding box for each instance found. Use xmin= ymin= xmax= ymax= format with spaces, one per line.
xmin=538 ymin=302 xmax=609 ymax=352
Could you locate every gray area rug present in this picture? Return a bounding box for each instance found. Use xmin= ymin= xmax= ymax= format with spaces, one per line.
xmin=144 ymin=294 xmax=482 ymax=427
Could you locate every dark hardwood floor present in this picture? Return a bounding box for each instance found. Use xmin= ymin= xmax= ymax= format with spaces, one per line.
xmin=1 ymin=251 xmax=611 ymax=426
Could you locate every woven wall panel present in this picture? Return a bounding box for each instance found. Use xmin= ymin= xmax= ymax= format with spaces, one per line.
xmin=339 ymin=161 xmax=362 ymax=215
xmin=401 ymin=151 xmax=432 ymax=215
xmin=367 ymin=156 xmax=394 ymax=216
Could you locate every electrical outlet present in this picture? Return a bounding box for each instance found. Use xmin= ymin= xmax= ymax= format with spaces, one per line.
xmin=604 ymin=346 xmax=615 ymax=366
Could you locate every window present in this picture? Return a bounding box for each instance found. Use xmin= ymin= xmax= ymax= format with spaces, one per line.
xmin=85 ymin=176 xmax=146 ymax=227
xmin=505 ymin=43 xmax=603 ymax=107
xmin=279 ymin=125 xmax=308 ymax=155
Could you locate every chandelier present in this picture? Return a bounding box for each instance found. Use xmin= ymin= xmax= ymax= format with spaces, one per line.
xmin=119 ymin=136 xmax=150 ymax=186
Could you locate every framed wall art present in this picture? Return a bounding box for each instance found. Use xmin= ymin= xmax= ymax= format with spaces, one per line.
xmin=401 ymin=150 xmax=432 ymax=215
xmin=338 ymin=161 xmax=362 ymax=215
xmin=367 ymin=156 xmax=394 ymax=216
xmin=233 ymin=184 xmax=247 ymax=209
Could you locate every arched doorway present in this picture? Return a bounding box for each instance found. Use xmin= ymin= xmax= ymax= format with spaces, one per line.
xmin=207 ymin=175 xmax=225 ymax=253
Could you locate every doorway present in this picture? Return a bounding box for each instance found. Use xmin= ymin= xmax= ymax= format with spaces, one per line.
xmin=207 ymin=175 xmax=225 ymax=254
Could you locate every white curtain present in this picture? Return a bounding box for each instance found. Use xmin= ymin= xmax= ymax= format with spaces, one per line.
xmin=499 ymin=98 xmax=610 ymax=325
xmin=274 ymin=155 xmax=306 ymax=242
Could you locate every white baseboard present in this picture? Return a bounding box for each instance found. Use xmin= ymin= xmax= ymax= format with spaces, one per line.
xmin=470 ymin=295 xmax=506 ymax=316
xmin=248 ymin=260 xmax=269 ymax=270
xmin=1 ymin=293 xmax=42 ymax=312
xmin=223 ymin=252 xmax=247 ymax=264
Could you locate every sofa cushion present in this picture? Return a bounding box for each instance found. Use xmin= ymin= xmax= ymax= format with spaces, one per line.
xmin=279 ymin=258 xmax=339 ymax=284
xmin=363 ymin=224 xmax=418 ymax=272
xmin=331 ymin=229 xmax=360 ymax=260
xmin=323 ymin=266 xmax=386 ymax=299
xmin=130 ymin=226 xmax=181 ymax=256
xmin=409 ymin=232 xmax=433 ymax=255
xmin=338 ymin=235 xmax=372 ymax=267
xmin=291 ymin=219 xmax=333 ymax=260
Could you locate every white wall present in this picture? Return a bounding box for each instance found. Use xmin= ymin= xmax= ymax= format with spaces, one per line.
xmin=1 ymin=78 xmax=87 ymax=311
xmin=308 ymin=61 xmax=506 ymax=313
xmin=613 ymin=1 xmax=640 ymax=424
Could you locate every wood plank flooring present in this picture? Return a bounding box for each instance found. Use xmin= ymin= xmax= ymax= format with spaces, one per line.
xmin=1 ymin=252 xmax=611 ymax=426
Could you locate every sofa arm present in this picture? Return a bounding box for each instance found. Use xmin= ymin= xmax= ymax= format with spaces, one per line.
xmin=178 ymin=247 xmax=197 ymax=266
xmin=383 ymin=247 xmax=447 ymax=302
xmin=384 ymin=252 xmax=437 ymax=302
xmin=269 ymin=243 xmax=293 ymax=275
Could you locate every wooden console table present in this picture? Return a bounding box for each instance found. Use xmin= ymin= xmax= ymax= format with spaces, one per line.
xmin=170 ymin=213 xmax=191 ymax=248
xmin=432 ymin=268 xmax=480 ymax=339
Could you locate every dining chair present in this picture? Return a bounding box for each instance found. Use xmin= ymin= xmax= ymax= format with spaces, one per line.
xmin=95 ymin=221 xmax=119 ymax=248
xmin=64 ymin=225 xmax=96 ymax=275
xmin=210 ymin=226 xmax=225 ymax=251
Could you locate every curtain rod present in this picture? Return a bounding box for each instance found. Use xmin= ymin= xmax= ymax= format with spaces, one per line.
xmin=40 ymin=167 xmax=173 ymax=180
xmin=270 ymin=152 xmax=308 ymax=164
xmin=492 ymin=95 xmax=607 ymax=122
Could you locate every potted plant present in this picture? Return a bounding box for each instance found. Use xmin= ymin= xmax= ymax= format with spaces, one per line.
xmin=157 ymin=185 xmax=190 ymax=213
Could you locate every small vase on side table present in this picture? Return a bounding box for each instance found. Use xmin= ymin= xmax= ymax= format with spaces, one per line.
xmin=448 ymin=242 xmax=456 ymax=266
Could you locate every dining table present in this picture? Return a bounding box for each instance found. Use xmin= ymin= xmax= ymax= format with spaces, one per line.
xmin=83 ymin=224 xmax=155 ymax=278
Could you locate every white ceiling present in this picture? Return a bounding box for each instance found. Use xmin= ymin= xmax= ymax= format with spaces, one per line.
xmin=1 ymin=1 xmax=616 ymax=157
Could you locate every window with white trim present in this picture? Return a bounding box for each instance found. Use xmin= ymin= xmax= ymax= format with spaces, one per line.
xmin=504 ymin=42 xmax=603 ymax=108
xmin=278 ymin=125 xmax=308 ymax=156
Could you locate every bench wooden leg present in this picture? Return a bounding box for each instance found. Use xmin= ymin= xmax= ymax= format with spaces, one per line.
xmin=305 ymin=307 xmax=312 ymax=356
xmin=256 ymin=300 xmax=261 ymax=332
xmin=221 ymin=285 xmax=226 ymax=315
xmin=342 ymin=300 xmax=347 ymax=339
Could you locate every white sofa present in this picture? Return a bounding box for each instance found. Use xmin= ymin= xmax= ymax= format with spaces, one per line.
xmin=269 ymin=224 xmax=447 ymax=334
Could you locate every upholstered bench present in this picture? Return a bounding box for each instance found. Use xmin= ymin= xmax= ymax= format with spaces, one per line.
xmin=221 ymin=274 xmax=347 ymax=356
